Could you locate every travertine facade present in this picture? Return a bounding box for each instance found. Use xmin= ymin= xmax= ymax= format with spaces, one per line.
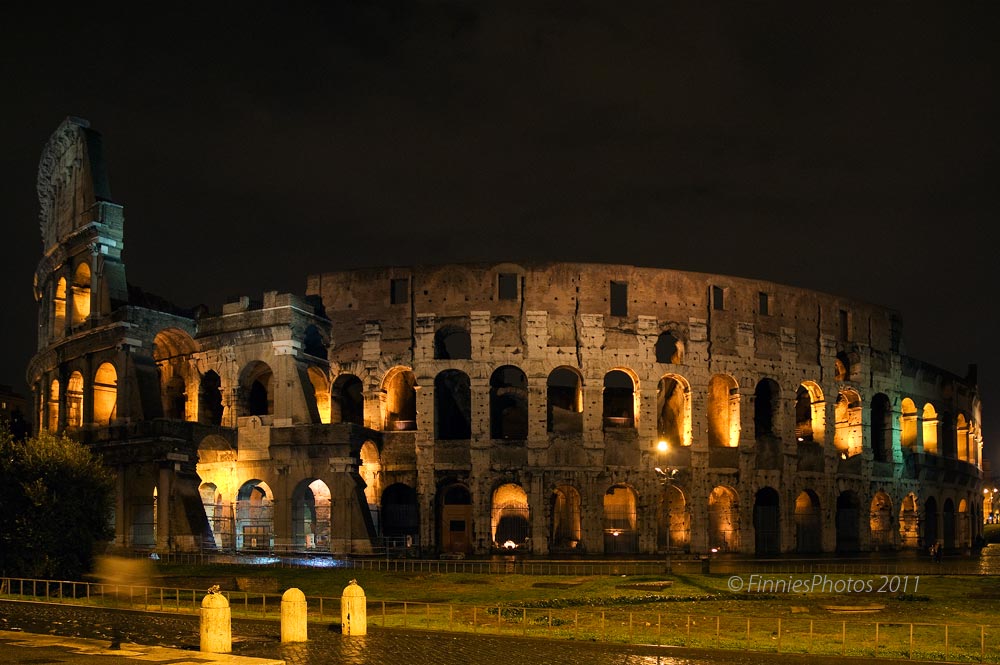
xmin=28 ymin=117 xmax=985 ymax=556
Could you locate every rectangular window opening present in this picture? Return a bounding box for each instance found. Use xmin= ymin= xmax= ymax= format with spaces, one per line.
xmin=610 ymin=281 xmax=628 ymax=317
xmin=712 ymin=285 xmax=725 ymax=311
xmin=498 ymin=273 xmax=519 ymax=301
xmin=839 ymin=309 xmax=850 ymax=341
xmin=390 ymin=278 xmax=409 ymax=305
xmin=759 ymin=292 xmax=769 ymax=316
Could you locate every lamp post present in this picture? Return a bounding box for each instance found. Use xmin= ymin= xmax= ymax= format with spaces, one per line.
xmin=654 ymin=439 xmax=679 ymax=574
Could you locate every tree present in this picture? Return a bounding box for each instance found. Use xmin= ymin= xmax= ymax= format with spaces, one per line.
xmin=0 ymin=428 xmax=115 ymax=579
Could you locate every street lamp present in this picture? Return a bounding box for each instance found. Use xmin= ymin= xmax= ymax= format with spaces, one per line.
xmin=655 ymin=439 xmax=679 ymax=574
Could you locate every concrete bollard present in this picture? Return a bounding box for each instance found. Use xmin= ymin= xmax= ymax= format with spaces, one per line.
xmin=281 ymin=587 xmax=308 ymax=643
xmin=200 ymin=590 xmax=231 ymax=653
xmin=341 ymin=579 xmax=367 ymax=636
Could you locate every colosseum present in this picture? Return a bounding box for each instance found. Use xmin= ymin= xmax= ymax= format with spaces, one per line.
xmin=27 ymin=117 xmax=985 ymax=557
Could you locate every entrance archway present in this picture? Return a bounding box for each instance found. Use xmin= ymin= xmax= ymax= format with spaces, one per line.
xmin=440 ymin=484 xmax=473 ymax=554
xmin=794 ymin=490 xmax=821 ymax=553
xmin=492 ymin=484 xmax=530 ymax=550
xmin=292 ymin=479 xmax=331 ymax=550
xmin=753 ymin=487 xmax=780 ymax=555
xmin=550 ymin=485 xmax=582 ymax=551
xmin=236 ymin=480 xmax=274 ymax=551
xmin=836 ymin=491 xmax=861 ymax=552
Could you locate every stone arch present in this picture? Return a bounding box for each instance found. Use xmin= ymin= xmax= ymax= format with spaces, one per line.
xmin=708 ymin=486 xmax=739 ymax=552
xmin=434 ymin=325 xmax=471 ymax=360
xmin=753 ymin=378 xmax=780 ymax=440
xmin=307 ymin=366 xmax=331 ymax=424
xmin=834 ymin=388 xmax=863 ymax=457
xmin=70 ymin=261 xmax=91 ymax=327
xmin=707 ymin=374 xmax=740 ymax=447
xmin=870 ymin=491 xmax=894 ymax=550
xmin=199 ymin=482 xmax=227 ymax=550
xmin=942 ymin=497 xmax=956 ymax=550
xmin=199 ymin=370 xmax=224 ymax=426
xmin=382 ymin=483 xmax=419 ymax=546
xmin=435 ymin=369 xmax=471 ymax=440
xmin=492 ymin=483 xmax=530 ymax=550
xmin=836 ymin=490 xmax=861 ymax=552
xmin=131 ymin=484 xmax=157 ymax=549
xmin=603 ymin=484 xmax=638 ymax=554
xmin=236 ymin=479 xmax=274 ymax=551
xmin=239 ymin=361 xmax=273 ymax=417
xmin=922 ymin=403 xmax=939 ymax=454
xmin=956 ymin=413 xmax=970 ymax=462
xmin=899 ymin=492 xmax=920 ymax=548
xmin=53 ymin=276 xmax=66 ymax=338
xmin=490 ymin=365 xmax=528 ymax=440
xmin=794 ymin=490 xmax=822 ymax=553
xmin=550 ymin=485 xmax=582 ymax=551
xmin=292 ymin=478 xmax=332 ymax=550
xmin=924 ymin=496 xmax=939 ymax=548
xmin=66 ymin=370 xmax=84 ymax=427
xmin=834 ymin=351 xmax=851 ymax=381
xmin=47 ymin=378 xmax=60 ymax=431
xmin=655 ymin=331 xmax=683 ymax=364
xmin=657 ymin=374 xmax=690 ymax=446
xmin=957 ymin=498 xmax=970 ymax=548
xmin=382 ymin=366 xmax=417 ymax=430
xmin=657 ymin=484 xmax=690 ymax=552
xmin=753 ymin=487 xmax=780 ymax=555
xmin=153 ymin=328 xmax=197 ymax=421
xmin=439 ymin=483 xmax=472 ymax=554
xmin=92 ymin=362 xmax=117 ymax=425
xmin=359 ymin=441 xmax=381 ymax=532
xmin=794 ymin=382 xmax=825 ymax=444
xmin=547 ymin=367 xmax=583 ymax=434
xmin=871 ymin=393 xmax=892 ymax=462
xmin=602 ymin=369 xmax=636 ymax=429
xmin=331 ymin=373 xmax=364 ymax=425
xmin=900 ymin=398 xmax=918 ymax=449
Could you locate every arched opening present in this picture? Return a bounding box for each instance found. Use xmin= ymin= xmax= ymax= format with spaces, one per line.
xmin=383 ymin=367 xmax=417 ymax=431
xmin=331 ymin=373 xmax=364 ymax=426
xmin=794 ymin=490 xmax=821 ymax=553
xmin=753 ymin=378 xmax=780 ymax=440
xmin=836 ymin=491 xmax=861 ymax=552
xmin=153 ymin=328 xmax=197 ymax=421
xmin=956 ymin=414 xmax=970 ymax=462
xmin=657 ymin=485 xmax=690 ymax=552
xmin=834 ymin=352 xmax=850 ymax=381
xmin=899 ymin=493 xmax=919 ymax=549
xmin=797 ymin=381 xmax=825 ymax=444
xmin=655 ymin=331 xmax=682 ymax=364
xmin=199 ymin=482 xmax=229 ymax=550
xmin=303 ymin=325 xmax=328 ymax=359
xmin=53 ymin=277 xmax=66 ymax=338
xmin=547 ymin=367 xmax=582 ymax=434
xmin=753 ymin=487 xmax=780 ymax=555
xmin=66 ymin=371 xmax=84 ymax=428
xmin=707 ymin=374 xmax=740 ymax=447
xmin=70 ymin=261 xmax=91 ymax=327
xmin=550 ymin=485 xmax=582 ymax=551
xmin=131 ymin=485 xmax=157 ymax=549
xmin=239 ymin=361 xmax=274 ymax=417
xmin=381 ymin=483 xmax=419 ymax=548
xmin=490 ymin=366 xmax=528 ymax=440
xmin=359 ymin=441 xmax=381 ymax=534
xmin=434 ymin=326 xmax=471 ymax=360
xmin=871 ymin=393 xmax=892 ymax=462
xmin=834 ymin=389 xmax=862 ymax=457
xmin=870 ymin=492 xmax=894 ymax=550
xmin=492 ymin=483 xmax=530 ymax=550
xmin=922 ymin=403 xmax=939 ymax=454
xmin=942 ymin=498 xmax=955 ymax=550
xmin=899 ymin=398 xmax=918 ymax=449
xmin=92 ymin=362 xmax=117 ymax=425
xmin=957 ymin=498 xmax=970 ymax=548
xmin=307 ymin=367 xmax=331 ymax=424
xmin=47 ymin=379 xmax=60 ymax=431
xmin=292 ymin=479 xmax=331 ymax=550
xmin=708 ymin=486 xmax=739 ymax=552
xmin=199 ymin=371 xmax=224 ymax=426
xmin=603 ymin=485 xmax=638 ymax=554
xmin=439 ymin=484 xmax=472 ymax=554
xmin=657 ymin=375 xmax=688 ymax=446
xmin=434 ymin=370 xmax=471 ymax=440
xmin=236 ymin=480 xmax=274 ymax=551
xmin=924 ymin=496 xmax=939 ymax=549
xmin=602 ymin=370 xmax=635 ymax=429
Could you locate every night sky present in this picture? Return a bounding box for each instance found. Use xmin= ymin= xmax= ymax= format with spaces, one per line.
xmin=2 ymin=3 xmax=997 ymax=470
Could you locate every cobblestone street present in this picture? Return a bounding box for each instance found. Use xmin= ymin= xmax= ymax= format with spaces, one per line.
xmin=0 ymin=600 xmax=836 ymax=665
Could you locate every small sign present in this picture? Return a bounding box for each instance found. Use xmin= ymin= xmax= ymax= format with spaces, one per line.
xmin=165 ymin=452 xmax=188 ymax=462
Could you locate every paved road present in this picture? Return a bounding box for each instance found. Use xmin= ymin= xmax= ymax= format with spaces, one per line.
xmin=0 ymin=600 xmax=870 ymax=665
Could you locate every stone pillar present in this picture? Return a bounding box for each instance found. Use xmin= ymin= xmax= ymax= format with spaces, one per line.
xmin=200 ymin=591 xmax=231 ymax=653
xmin=341 ymin=580 xmax=367 ymax=636
xmin=156 ymin=464 xmax=171 ymax=551
xmin=281 ymin=588 xmax=308 ymax=643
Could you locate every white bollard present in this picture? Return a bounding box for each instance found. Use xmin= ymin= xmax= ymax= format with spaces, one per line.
xmin=281 ymin=587 xmax=308 ymax=643
xmin=200 ymin=590 xmax=231 ymax=653
xmin=341 ymin=579 xmax=367 ymax=636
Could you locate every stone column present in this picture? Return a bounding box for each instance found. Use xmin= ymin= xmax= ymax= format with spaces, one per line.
xmin=156 ymin=464 xmax=171 ymax=551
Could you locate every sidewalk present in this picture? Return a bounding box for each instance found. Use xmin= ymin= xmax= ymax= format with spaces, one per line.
xmin=0 ymin=630 xmax=284 ymax=665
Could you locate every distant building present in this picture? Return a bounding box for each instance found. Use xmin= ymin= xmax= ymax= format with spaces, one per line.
xmin=27 ymin=117 xmax=986 ymax=555
xmin=0 ymin=384 xmax=27 ymax=438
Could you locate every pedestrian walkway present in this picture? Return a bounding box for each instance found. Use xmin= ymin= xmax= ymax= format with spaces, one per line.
xmin=0 ymin=630 xmax=284 ymax=665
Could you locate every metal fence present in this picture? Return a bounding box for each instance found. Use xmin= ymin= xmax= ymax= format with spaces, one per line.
xmin=1 ymin=576 xmax=997 ymax=663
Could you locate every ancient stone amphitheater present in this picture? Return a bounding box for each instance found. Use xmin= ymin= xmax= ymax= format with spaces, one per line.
xmin=28 ymin=117 xmax=984 ymax=557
